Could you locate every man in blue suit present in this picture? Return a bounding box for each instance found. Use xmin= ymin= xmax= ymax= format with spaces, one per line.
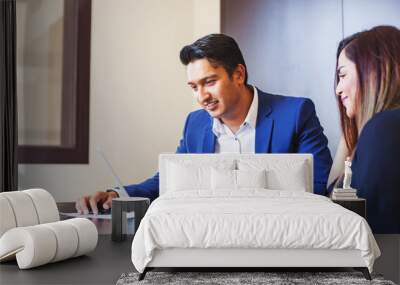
xmin=76 ymin=34 xmax=332 ymax=214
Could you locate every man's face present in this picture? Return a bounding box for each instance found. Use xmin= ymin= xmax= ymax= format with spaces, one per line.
xmin=186 ymin=58 xmax=243 ymax=121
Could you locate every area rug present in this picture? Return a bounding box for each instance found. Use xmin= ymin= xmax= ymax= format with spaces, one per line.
xmin=116 ymin=271 xmax=396 ymax=285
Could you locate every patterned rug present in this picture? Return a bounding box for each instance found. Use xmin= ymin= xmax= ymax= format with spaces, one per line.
xmin=117 ymin=271 xmax=396 ymax=285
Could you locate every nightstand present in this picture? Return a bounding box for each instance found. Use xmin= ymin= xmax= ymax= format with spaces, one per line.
xmin=332 ymin=198 xmax=366 ymax=218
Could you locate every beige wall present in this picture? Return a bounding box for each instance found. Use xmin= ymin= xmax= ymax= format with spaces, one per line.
xmin=194 ymin=0 xmax=221 ymax=39
xmin=18 ymin=0 xmax=221 ymax=202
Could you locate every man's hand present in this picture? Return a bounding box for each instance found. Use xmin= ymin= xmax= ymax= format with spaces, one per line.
xmin=75 ymin=191 xmax=118 ymax=215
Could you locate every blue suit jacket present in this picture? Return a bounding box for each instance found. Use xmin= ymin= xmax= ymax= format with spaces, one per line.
xmin=125 ymin=89 xmax=332 ymax=200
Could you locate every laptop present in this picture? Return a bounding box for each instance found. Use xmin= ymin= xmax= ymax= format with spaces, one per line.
xmin=96 ymin=148 xmax=129 ymax=198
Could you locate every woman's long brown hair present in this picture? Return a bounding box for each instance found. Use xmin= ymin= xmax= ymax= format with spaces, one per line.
xmin=335 ymin=26 xmax=400 ymax=154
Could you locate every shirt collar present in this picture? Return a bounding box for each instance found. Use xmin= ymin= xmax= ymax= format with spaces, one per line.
xmin=212 ymin=86 xmax=259 ymax=137
xmin=244 ymin=86 xmax=258 ymax=129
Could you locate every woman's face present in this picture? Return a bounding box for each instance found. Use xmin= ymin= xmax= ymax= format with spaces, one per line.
xmin=336 ymin=50 xmax=359 ymax=118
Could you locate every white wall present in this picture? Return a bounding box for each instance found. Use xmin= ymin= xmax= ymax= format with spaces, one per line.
xmin=18 ymin=0 xmax=221 ymax=202
xmin=343 ymin=0 xmax=400 ymax=36
xmin=193 ymin=0 xmax=221 ymax=40
xmin=222 ymin=0 xmax=342 ymax=157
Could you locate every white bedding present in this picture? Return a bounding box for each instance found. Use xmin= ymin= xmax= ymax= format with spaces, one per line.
xmin=131 ymin=190 xmax=380 ymax=273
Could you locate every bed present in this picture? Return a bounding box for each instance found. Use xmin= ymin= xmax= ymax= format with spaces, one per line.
xmin=131 ymin=154 xmax=380 ymax=280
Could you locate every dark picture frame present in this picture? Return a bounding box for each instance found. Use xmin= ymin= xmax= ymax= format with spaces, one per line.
xmin=17 ymin=0 xmax=91 ymax=164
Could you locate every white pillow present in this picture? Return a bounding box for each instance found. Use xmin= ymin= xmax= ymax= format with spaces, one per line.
xmin=211 ymin=168 xmax=267 ymax=190
xmin=167 ymin=162 xmax=209 ymax=191
xmin=211 ymin=168 xmax=236 ymax=190
xmin=166 ymin=159 xmax=235 ymax=192
xmin=238 ymin=159 xmax=309 ymax=191
xmin=266 ymin=161 xmax=308 ymax=191
xmin=237 ymin=169 xmax=267 ymax=188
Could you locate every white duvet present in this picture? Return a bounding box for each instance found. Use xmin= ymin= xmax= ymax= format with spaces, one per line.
xmin=131 ymin=190 xmax=380 ymax=273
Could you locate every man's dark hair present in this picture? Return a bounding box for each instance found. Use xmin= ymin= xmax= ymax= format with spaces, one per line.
xmin=180 ymin=34 xmax=248 ymax=85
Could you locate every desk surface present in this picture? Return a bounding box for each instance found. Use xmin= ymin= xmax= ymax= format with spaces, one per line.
xmin=0 ymin=203 xmax=134 ymax=285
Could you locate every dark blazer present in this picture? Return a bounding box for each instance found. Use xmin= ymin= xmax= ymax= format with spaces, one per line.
xmin=125 ymin=89 xmax=333 ymax=200
xmin=351 ymin=109 xmax=400 ymax=234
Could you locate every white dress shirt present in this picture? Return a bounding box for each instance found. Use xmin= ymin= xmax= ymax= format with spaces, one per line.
xmin=212 ymin=86 xmax=258 ymax=154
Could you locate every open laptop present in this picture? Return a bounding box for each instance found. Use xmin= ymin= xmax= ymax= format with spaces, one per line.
xmin=96 ymin=148 xmax=129 ymax=198
xmin=60 ymin=149 xmax=130 ymax=218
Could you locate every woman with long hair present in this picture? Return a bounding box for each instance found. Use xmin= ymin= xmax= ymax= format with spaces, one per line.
xmin=330 ymin=25 xmax=400 ymax=233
